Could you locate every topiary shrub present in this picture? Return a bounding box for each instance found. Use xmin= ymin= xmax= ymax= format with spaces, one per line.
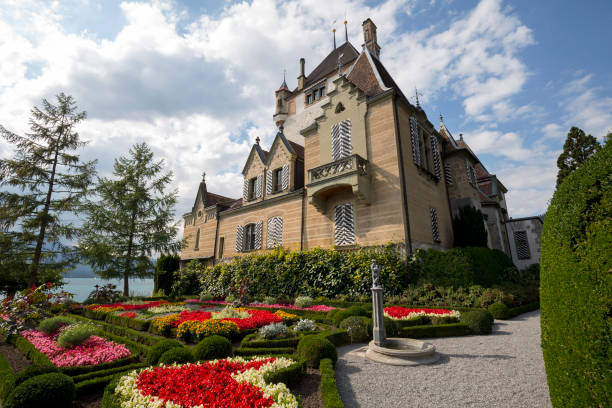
xmin=13 ymin=365 xmax=59 ymax=389
xmin=56 ymin=324 xmax=97 ymax=348
xmin=331 ymin=306 xmax=370 ymax=327
xmin=158 ymin=347 xmax=194 ymax=365
xmin=541 ymin=141 xmax=611 ymax=407
xmin=37 ymin=316 xmax=74 ymax=334
xmin=294 ymin=296 xmax=313 ymax=308
xmin=193 ymin=335 xmax=232 ymax=361
xmin=339 ymin=316 xmax=371 ymax=343
xmin=297 ymin=336 xmax=337 ymax=368
xmin=4 ymin=373 xmax=75 ymax=408
xmin=488 ymin=302 xmax=510 ymax=320
xmin=460 ymin=310 xmax=493 ymax=334
xmin=146 ymin=339 xmax=183 ymax=365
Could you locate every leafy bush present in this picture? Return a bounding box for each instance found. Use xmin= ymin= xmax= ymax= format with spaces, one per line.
xmin=541 ymin=141 xmax=611 ymax=407
xmin=383 ymin=317 xmax=399 ymax=337
xmin=84 ymin=284 xmax=121 ymax=305
xmin=259 ymin=323 xmax=288 ymax=340
xmin=56 ymin=324 xmax=97 ymax=348
xmin=430 ymin=315 xmax=459 ymax=325
xmin=4 ymin=373 xmax=75 ymax=408
xmin=331 ymin=306 xmax=370 ymax=327
xmin=460 ymin=310 xmax=493 ymax=334
xmin=158 ymin=347 xmax=194 ymax=365
xmin=488 ymin=302 xmax=510 ymax=320
xmin=13 ymin=365 xmax=59 ymax=389
xmin=294 ymin=296 xmax=313 ymax=308
xmin=452 ymin=205 xmax=488 ymax=247
xmin=146 ymin=339 xmax=183 ymax=365
xmin=294 ymin=319 xmax=315 ymax=332
xmin=193 ymin=335 xmax=232 ymax=361
xmin=339 ymin=316 xmax=371 ymax=343
xmin=320 ymin=358 xmax=344 ymax=408
xmin=171 ymin=260 xmax=202 ymax=297
xmin=297 ymin=336 xmax=337 ymax=368
xmin=37 ymin=316 xmax=74 ymax=334
xmin=263 ymin=296 xmax=276 ymax=305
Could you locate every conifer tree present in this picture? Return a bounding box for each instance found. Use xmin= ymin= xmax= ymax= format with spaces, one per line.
xmin=79 ymin=143 xmax=181 ymax=296
xmin=0 ymin=93 xmax=96 ymax=288
xmin=556 ymin=126 xmax=600 ymax=188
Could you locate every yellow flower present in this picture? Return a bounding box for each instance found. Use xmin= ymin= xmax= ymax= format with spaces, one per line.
xmin=176 ymin=319 xmax=238 ymax=341
xmin=151 ymin=313 xmax=180 ymax=333
xmin=274 ymin=310 xmax=299 ymax=321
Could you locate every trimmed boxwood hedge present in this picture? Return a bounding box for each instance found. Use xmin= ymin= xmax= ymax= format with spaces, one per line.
xmin=0 ymin=353 xmax=15 ymax=402
xmin=71 ymin=363 xmax=146 ymax=383
xmin=399 ymin=323 xmax=471 ymax=338
xmin=69 ymin=314 xmax=159 ymax=347
xmin=4 ymin=372 xmax=75 ymax=408
xmin=459 ymin=310 xmax=493 ymax=334
xmin=146 ymin=339 xmax=183 ymax=365
xmin=158 ymin=347 xmax=194 ymax=365
xmin=234 ymin=347 xmax=296 ymax=356
xmin=541 ymin=141 xmax=611 ymax=407
xmin=297 ymin=336 xmax=337 ymax=368
xmin=320 ymin=358 xmax=344 ymax=408
xmin=240 ymin=333 xmax=301 ymax=349
xmin=8 ymin=335 xmax=54 ymax=367
xmin=83 ymin=309 xmax=150 ymax=331
xmin=193 ymin=335 xmax=232 ymax=361
xmin=506 ymin=302 xmax=539 ymax=319
xmin=262 ymin=357 xmax=305 ymax=388
xmin=488 ymin=302 xmax=510 ymax=320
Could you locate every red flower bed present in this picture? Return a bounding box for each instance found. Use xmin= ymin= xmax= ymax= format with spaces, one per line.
xmin=384 ymin=306 xmax=456 ymax=319
xmin=224 ymin=309 xmax=282 ymax=330
xmin=89 ymin=301 xmax=168 ymax=311
xmin=169 ymin=310 xmax=213 ymax=328
xmin=136 ymin=359 xmax=276 ymax=407
xmin=119 ymin=312 xmax=137 ymax=318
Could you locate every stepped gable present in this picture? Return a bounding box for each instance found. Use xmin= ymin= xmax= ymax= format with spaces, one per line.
xmin=301 ymin=42 xmax=359 ymax=90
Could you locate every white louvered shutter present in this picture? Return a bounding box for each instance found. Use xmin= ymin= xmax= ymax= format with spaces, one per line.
xmin=465 ymin=160 xmax=472 ymax=185
xmin=267 ymin=217 xmax=283 ymax=248
xmin=444 ymin=165 xmax=453 ymax=185
xmin=266 ymin=170 xmax=273 ymax=195
xmin=331 ymin=120 xmax=352 ymax=161
xmin=243 ymin=179 xmax=249 ymax=201
xmin=430 ymin=208 xmax=440 ymax=243
xmin=281 ymin=164 xmax=289 ymax=190
xmin=410 ymin=116 xmax=421 ymax=166
xmin=255 ymin=174 xmax=263 ymax=198
xmin=255 ymin=221 xmax=263 ymax=249
xmin=235 ymin=225 xmax=244 ymax=252
xmin=334 ymin=203 xmax=355 ymax=246
xmin=472 ymin=167 xmax=478 ymax=186
xmin=430 ymin=136 xmax=441 ymax=179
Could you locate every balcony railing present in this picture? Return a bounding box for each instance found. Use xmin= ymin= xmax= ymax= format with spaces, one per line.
xmin=308 ymin=154 xmax=368 ymax=185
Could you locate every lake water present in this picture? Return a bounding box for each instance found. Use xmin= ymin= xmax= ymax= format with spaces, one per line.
xmin=61 ymin=277 xmax=154 ymax=302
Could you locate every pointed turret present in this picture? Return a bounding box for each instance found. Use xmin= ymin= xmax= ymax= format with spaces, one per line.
xmin=274 ymin=71 xmax=291 ymax=129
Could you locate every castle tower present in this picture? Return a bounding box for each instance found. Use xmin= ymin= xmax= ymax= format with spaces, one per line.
xmin=273 ymin=73 xmax=291 ymax=129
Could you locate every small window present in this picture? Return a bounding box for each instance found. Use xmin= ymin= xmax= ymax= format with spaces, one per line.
xmin=273 ymin=168 xmax=282 ymax=192
xmin=218 ymin=237 xmax=224 ymax=258
xmin=306 ymin=94 xmax=313 ymax=104
xmin=194 ymin=228 xmax=200 ymax=250
xmin=248 ymin=177 xmax=257 ymax=200
xmin=514 ymin=231 xmax=531 ymax=260
xmin=320 ymin=86 xmax=325 ymax=97
xmin=244 ymin=224 xmax=256 ymax=251
xmin=313 ymin=89 xmax=319 ymax=100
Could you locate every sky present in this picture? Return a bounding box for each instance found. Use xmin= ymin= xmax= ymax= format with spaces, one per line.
xmin=0 ymin=0 xmax=610 ymax=234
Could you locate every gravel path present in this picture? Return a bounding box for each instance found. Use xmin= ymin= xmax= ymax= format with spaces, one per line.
xmin=336 ymin=309 xmax=552 ymax=408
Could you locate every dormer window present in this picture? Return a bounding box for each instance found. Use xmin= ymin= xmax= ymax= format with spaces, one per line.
xmin=248 ymin=177 xmax=257 ymax=200
xmin=273 ymin=168 xmax=283 ymax=193
xmin=305 ymin=83 xmax=326 ymax=106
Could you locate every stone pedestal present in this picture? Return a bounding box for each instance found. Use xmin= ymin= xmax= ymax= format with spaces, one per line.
xmin=371 ymin=287 xmax=386 ymax=346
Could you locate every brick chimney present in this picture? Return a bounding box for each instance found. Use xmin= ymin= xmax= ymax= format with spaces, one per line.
xmin=362 ymin=18 xmax=380 ymax=58
xmin=297 ymin=58 xmax=306 ymax=90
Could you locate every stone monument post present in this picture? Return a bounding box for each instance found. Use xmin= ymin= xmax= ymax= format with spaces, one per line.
xmin=371 ymin=260 xmax=386 ymax=346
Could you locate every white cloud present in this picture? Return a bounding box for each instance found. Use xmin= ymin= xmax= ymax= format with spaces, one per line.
xmin=560 ymin=74 xmax=612 ymax=138
xmin=541 ymin=123 xmax=565 ymax=140
xmin=462 ymin=129 xmax=532 ymax=161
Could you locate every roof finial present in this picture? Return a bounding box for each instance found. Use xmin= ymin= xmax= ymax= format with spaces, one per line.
xmin=459 ymin=133 xmax=464 ymax=141
xmin=333 ymin=28 xmax=336 ymax=50
xmin=344 ymin=14 xmax=348 ymax=43
xmin=201 ymin=171 xmax=206 ymax=182
xmin=255 ymin=136 xmax=260 ymax=145
xmin=414 ymin=87 xmax=421 ymax=108
xmin=337 ymin=53 xmax=345 ymax=76
xmin=440 ymin=113 xmax=444 ymax=125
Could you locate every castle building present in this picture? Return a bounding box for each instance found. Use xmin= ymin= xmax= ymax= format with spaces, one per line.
xmin=180 ymin=19 xmax=541 ymax=268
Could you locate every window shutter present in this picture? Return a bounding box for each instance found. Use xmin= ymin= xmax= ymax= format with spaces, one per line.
xmin=465 ymin=160 xmax=472 ymax=185
xmin=256 ymin=174 xmax=263 ymax=198
xmin=409 ymin=116 xmax=421 ymax=166
xmin=334 ymin=202 xmax=355 ymax=246
xmin=243 ymin=179 xmax=249 ymax=201
xmin=513 ymin=231 xmax=531 ymax=260
xmin=444 ymin=165 xmax=453 ymax=185
xmin=235 ymin=225 xmax=243 ymax=252
xmin=281 ymin=164 xmax=290 ymax=190
xmin=266 ymin=170 xmax=272 ymax=195
xmin=430 ymin=208 xmax=440 ymax=243
xmin=332 ymin=120 xmax=352 ymax=161
xmin=267 ymin=217 xmax=283 ymax=248
xmin=430 ymin=136 xmax=441 ymax=179
xmin=255 ymin=221 xmax=263 ymax=250
xmin=472 ymin=167 xmax=478 ymax=186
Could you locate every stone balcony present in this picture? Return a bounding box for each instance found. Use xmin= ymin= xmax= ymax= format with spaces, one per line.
xmin=306 ymin=154 xmax=371 ymax=212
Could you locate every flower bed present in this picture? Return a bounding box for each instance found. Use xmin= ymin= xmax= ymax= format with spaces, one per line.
xmin=21 ymin=329 xmax=131 ymax=367
xmin=384 ymin=306 xmax=460 ymax=320
xmin=202 ymin=300 xmax=338 ymax=312
xmin=87 ymin=301 xmax=168 ymax=313
xmin=113 ymin=357 xmax=298 ymax=407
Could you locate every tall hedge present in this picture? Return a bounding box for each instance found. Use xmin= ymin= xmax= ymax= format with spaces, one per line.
xmin=199 ymin=244 xmax=407 ymax=299
xmin=154 ymin=254 xmax=179 ymax=294
xmin=541 ymin=141 xmax=611 ymax=407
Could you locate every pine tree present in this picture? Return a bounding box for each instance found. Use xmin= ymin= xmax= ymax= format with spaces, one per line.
xmin=79 ymin=143 xmax=181 ymax=296
xmin=0 ymin=93 xmax=97 ymax=289
xmin=452 ymin=205 xmax=488 ymax=248
xmin=556 ymin=126 xmax=600 ymax=188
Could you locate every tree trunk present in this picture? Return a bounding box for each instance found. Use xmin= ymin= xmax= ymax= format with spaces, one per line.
xmin=30 ymin=146 xmax=60 ymax=287
xmin=124 ymin=209 xmax=137 ymax=297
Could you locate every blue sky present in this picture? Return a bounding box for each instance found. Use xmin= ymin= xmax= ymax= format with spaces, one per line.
xmin=0 ymin=0 xmax=610 ymax=227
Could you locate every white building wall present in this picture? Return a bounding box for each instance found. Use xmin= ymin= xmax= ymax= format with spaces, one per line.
xmin=506 ymin=217 xmax=543 ymax=270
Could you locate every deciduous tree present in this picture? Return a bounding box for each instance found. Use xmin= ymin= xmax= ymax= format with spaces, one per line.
xmin=556 ymin=126 xmax=600 ymax=188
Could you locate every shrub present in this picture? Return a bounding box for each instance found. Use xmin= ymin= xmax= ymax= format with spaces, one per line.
xmin=383 ymin=317 xmax=399 ymax=337
xmin=37 ymin=316 xmax=75 ymax=334
xmin=320 ymin=358 xmax=344 ymax=408
xmin=460 ymin=310 xmax=493 ymax=334
xmin=400 ymin=323 xmax=471 ymax=338
xmin=13 ymin=365 xmax=59 ymax=389
xmin=430 ymin=315 xmax=459 ymax=325
xmin=339 ymin=316 xmax=371 ymax=343
xmin=297 ymin=336 xmax=337 ymax=368
xmin=158 ymin=347 xmax=194 ymax=365
xmin=4 ymin=373 xmax=75 ymax=408
xmin=176 ymin=319 xmax=239 ymax=342
xmin=263 ymin=296 xmax=276 ymax=305
xmin=259 ymin=323 xmax=288 ymax=340
xmin=155 ymin=254 xmax=179 ymax=295
xmin=193 ymin=335 xmax=232 ymax=361
xmin=331 ymin=306 xmax=370 ymax=327
xmin=541 ymin=141 xmax=611 ymax=407
xmin=199 ymin=293 xmax=213 ymax=301
xmin=488 ymin=302 xmax=510 ymax=320
xmin=171 ymin=260 xmax=202 ymax=297
xmin=146 ymin=339 xmax=183 ymax=365
xmin=263 ymin=358 xmax=304 ymax=388
xmin=294 ymin=296 xmax=313 ymax=308
xmin=294 ymin=319 xmax=315 ymax=332
xmin=56 ymin=324 xmax=97 ymax=348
